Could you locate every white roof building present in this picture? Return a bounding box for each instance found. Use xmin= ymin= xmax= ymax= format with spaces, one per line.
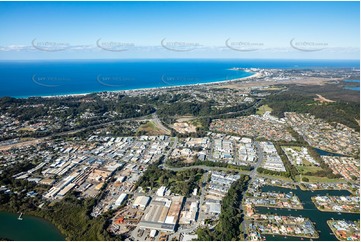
xmin=114 ymin=193 xmax=128 ymax=207
xmin=133 ymin=196 xmax=151 ymax=210
xmin=156 ymin=186 xmax=167 ymax=197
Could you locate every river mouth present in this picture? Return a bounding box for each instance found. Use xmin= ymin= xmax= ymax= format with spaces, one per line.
xmin=0 ymin=211 xmax=65 ymax=241
xmin=255 ymin=186 xmax=358 ymax=241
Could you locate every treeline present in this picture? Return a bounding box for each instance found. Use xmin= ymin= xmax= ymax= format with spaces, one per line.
xmin=265 ymin=93 xmax=360 ymax=130
xmin=304 ymin=147 xmax=343 ymax=179
xmin=256 ymin=167 xmax=289 ymax=178
xmin=0 ymin=95 xmax=156 ymax=141
xmin=158 ymin=102 xmax=212 ymax=117
xmin=157 ymin=101 xmax=256 ymax=118
xmin=256 ymin=144 xmax=298 ymax=180
xmin=135 ymin=161 xmax=204 ymax=196
xmin=38 ymin=196 xmax=113 ymax=241
xmin=166 ymin=159 xmax=252 ymax=171
xmin=0 ymin=95 xmax=155 ymax=122
xmin=274 ymin=144 xmax=299 ymax=180
xmin=197 ymin=175 xmax=250 ymax=240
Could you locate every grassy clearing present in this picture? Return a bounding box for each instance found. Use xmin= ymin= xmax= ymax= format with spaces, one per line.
xmin=258 ymin=173 xmax=293 ymax=182
xmin=296 ymin=175 xmax=343 ymax=183
xmin=137 ymin=121 xmax=164 ymax=135
xmin=256 ymin=104 xmax=273 ymax=115
xmin=190 ymin=119 xmax=203 ymax=128
xmin=296 ymin=165 xmax=324 ymax=174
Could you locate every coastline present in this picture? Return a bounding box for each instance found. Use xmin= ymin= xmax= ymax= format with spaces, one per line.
xmin=262 ymin=231 xmax=319 ymax=240
xmin=20 ymin=71 xmax=259 ymax=99
xmin=253 ymin=204 xmax=304 ymax=210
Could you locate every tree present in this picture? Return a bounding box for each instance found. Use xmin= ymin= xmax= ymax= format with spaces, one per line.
xmin=301 ymin=177 xmax=309 ymax=182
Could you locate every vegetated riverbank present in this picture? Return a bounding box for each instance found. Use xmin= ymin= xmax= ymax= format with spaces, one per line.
xmin=0 ymin=193 xmax=115 ymax=241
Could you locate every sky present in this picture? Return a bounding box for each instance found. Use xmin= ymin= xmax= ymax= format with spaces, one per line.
xmin=0 ymin=1 xmax=359 ymax=60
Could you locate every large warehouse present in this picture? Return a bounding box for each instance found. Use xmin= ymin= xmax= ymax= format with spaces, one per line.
xmin=139 ymin=196 xmax=184 ymax=232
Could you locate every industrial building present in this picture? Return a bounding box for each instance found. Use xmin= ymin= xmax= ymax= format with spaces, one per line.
xmin=133 ymin=196 xmax=151 ymax=210
xmin=114 ymin=193 xmax=128 ymax=208
xmin=139 ymin=196 xmax=184 ymax=232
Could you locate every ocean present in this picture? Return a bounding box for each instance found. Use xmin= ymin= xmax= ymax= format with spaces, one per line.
xmin=0 ymin=59 xmax=359 ymax=98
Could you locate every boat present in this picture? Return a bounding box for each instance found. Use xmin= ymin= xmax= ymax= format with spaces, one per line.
xmin=18 ymin=212 xmax=23 ymax=220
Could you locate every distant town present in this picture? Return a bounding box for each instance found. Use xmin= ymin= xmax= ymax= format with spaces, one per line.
xmin=0 ymin=67 xmax=360 ymax=241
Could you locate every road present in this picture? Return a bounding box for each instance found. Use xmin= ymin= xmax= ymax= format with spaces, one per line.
xmin=240 ymin=141 xmax=264 ymax=237
xmin=162 ymin=164 xmax=251 ymax=175
xmin=249 ymin=141 xmax=264 ymax=179
xmin=0 ymin=114 xmax=152 ymax=151
xmin=160 ymin=136 xmax=178 ymax=165
xmin=168 ymin=172 xmax=209 ymax=239
xmin=151 ymin=113 xmax=171 ymax=135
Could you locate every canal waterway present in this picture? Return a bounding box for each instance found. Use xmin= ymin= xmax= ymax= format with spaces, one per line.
xmin=255 ymin=186 xmax=359 ymax=241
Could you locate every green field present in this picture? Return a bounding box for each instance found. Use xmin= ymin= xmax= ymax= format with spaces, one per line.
xmin=137 ymin=121 xmax=164 ymax=135
xmin=296 ymin=175 xmax=343 ymax=183
xmin=256 ymin=104 xmax=273 ymax=115
xmin=297 ymin=165 xmax=324 ymax=174
xmin=258 ymin=173 xmax=293 ymax=182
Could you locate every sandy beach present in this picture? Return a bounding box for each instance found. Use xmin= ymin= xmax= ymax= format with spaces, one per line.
xmin=35 ymin=71 xmax=260 ymax=99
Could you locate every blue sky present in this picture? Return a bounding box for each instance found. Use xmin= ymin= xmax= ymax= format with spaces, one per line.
xmin=0 ymin=1 xmax=359 ymax=60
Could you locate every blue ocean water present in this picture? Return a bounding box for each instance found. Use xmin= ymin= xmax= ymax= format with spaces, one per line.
xmin=0 ymin=59 xmax=359 ymax=98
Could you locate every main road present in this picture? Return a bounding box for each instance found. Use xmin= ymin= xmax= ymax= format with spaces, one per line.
xmin=0 ymin=114 xmax=153 ymax=151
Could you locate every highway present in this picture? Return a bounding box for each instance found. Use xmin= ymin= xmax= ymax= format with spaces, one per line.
xmin=0 ymin=114 xmax=152 ymax=151
xmin=162 ymin=164 xmax=251 ymax=175
xmin=151 ymin=113 xmax=171 ymax=135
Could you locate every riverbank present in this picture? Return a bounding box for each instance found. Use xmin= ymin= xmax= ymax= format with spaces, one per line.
xmin=260 ymin=230 xmax=319 ymax=240
xmin=254 ymin=203 xmax=303 ymax=210
xmin=0 ymin=195 xmax=113 ymax=241
xmin=311 ymin=197 xmax=360 ymax=214
xmin=327 ymin=220 xmax=360 ymax=241
xmin=247 ymin=215 xmax=319 ymax=239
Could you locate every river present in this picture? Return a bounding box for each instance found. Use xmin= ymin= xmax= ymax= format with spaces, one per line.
xmin=0 ymin=211 xmax=65 ymax=241
xmin=255 ymin=186 xmax=359 ymax=241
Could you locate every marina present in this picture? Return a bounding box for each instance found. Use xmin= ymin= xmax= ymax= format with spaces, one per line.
xmin=256 ymin=186 xmax=359 ymax=241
